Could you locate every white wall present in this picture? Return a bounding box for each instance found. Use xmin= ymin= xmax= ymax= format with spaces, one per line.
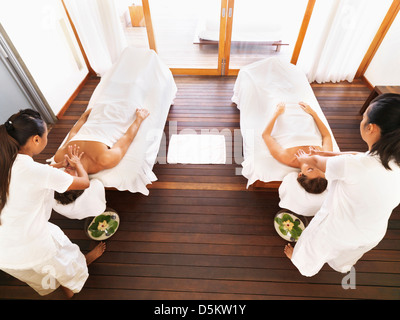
xmin=0 ymin=0 xmax=88 ymax=115
xmin=364 ymin=10 xmax=400 ymax=86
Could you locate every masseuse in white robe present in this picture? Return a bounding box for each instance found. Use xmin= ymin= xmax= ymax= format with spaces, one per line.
xmin=0 ymin=109 xmax=105 ymax=298
xmin=284 ymin=93 xmax=400 ymax=277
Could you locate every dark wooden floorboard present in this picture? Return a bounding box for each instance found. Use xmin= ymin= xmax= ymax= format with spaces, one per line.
xmin=1 ymin=75 xmax=399 ymax=300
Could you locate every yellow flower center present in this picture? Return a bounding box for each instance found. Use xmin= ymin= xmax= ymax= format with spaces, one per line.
xmin=97 ymin=220 xmax=109 ymax=231
xmin=283 ymin=220 xmax=294 ymax=231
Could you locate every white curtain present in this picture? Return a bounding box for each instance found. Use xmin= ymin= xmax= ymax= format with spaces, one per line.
xmin=64 ymin=0 xmax=127 ymax=76
xmin=297 ymin=0 xmax=392 ymax=83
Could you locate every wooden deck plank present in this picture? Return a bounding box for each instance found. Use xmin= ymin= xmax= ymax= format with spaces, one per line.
xmin=1 ymin=75 xmax=399 ymax=301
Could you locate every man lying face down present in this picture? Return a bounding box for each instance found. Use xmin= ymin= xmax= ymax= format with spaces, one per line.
xmin=51 ymin=107 xmax=150 ymax=204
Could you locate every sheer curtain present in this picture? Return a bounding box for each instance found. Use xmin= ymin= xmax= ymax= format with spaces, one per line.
xmin=297 ymin=0 xmax=392 ymax=83
xmin=64 ymin=0 xmax=127 ymax=76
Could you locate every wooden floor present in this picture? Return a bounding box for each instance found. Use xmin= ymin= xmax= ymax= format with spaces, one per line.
xmin=1 ymin=75 xmax=400 ymax=300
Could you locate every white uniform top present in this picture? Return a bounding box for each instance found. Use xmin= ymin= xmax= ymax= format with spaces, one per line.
xmin=0 ymin=154 xmax=73 ymax=269
xmin=292 ymin=152 xmax=400 ymax=276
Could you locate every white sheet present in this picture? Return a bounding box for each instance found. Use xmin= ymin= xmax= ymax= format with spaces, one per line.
xmin=167 ymin=134 xmax=226 ymax=164
xmin=232 ymin=57 xmax=340 ymax=188
xmin=54 ymin=47 xmax=177 ymax=195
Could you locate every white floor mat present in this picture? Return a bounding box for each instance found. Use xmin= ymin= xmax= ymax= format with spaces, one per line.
xmin=167 ymin=134 xmax=226 ymax=164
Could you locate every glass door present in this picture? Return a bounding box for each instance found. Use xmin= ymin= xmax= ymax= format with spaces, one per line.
xmin=122 ymin=0 xmax=313 ymax=75
xmin=225 ymin=0 xmax=310 ymax=74
xmin=124 ymin=0 xmax=230 ymax=75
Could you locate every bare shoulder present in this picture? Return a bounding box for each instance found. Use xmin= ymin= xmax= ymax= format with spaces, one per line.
xmin=273 ymin=147 xmax=299 ymax=168
xmin=54 ymin=145 xmax=68 ymax=162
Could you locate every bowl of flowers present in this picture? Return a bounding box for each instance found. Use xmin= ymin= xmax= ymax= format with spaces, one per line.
xmin=274 ymin=210 xmax=305 ymax=242
xmin=86 ymin=208 xmax=120 ymax=241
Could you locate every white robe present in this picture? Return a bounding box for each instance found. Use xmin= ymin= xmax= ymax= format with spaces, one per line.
xmin=0 ymin=154 xmax=89 ymax=295
xmin=291 ymin=152 xmax=400 ymax=276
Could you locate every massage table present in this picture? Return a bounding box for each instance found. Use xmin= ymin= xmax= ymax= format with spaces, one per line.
xmin=232 ymin=57 xmax=340 ymax=216
xmin=85 ymin=47 xmax=176 ymax=194
xmin=51 ymin=47 xmax=177 ymax=220
xmin=52 ymin=47 xmax=176 ymax=219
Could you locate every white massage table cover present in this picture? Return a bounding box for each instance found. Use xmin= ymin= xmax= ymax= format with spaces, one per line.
xmin=54 ymin=47 xmax=177 ymax=195
xmin=232 ymin=57 xmax=339 ymax=187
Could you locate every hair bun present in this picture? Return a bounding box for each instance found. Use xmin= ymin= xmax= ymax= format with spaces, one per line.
xmin=4 ymin=120 xmax=13 ymax=131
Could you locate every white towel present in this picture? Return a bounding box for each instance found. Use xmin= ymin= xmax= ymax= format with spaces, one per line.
xmin=167 ymin=134 xmax=226 ymax=164
xmin=271 ymin=103 xmax=322 ymax=149
xmin=233 ymin=57 xmax=340 ymax=187
xmin=278 ymin=172 xmax=327 ymax=217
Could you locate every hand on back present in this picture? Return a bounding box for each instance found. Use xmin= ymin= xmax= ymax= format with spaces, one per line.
xmin=64 ymin=144 xmax=84 ymax=169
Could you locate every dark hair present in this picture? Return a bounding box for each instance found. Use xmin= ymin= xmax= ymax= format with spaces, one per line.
xmin=0 ymin=109 xmax=46 ymax=216
xmin=297 ymin=174 xmax=328 ymax=194
xmin=367 ymin=93 xmax=400 ymax=170
xmin=54 ymin=189 xmax=84 ymax=205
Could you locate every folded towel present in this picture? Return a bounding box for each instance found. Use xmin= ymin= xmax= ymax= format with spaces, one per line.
xmin=167 ymin=134 xmax=226 ymax=164
xmin=271 ymin=103 xmax=322 ymax=149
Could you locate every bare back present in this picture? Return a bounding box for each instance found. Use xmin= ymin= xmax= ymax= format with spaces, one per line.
xmin=54 ymin=140 xmax=109 ymax=174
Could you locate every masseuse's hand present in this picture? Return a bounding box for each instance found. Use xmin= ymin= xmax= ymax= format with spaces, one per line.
xmin=65 ymin=144 xmax=84 ymax=169
xmin=308 ymin=146 xmax=321 ymax=156
xmin=136 ymin=108 xmax=150 ymax=122
xmin=295 ymin=149 xmax=313 ymax=165
xmin=299 ymin=102 xmax=316 ymax=116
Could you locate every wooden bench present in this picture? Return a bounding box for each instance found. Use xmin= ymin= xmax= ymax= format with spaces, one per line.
xmin=360 ymin=85 xmax=400 ymax=115
xmin=194 ymin=37 xmax=289 ymax=52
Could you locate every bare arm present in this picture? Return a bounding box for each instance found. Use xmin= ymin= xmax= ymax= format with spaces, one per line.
xmin=308 ymin=148 xmax=360 ymax=157
xmin=54 ymin=108 xmax=92 ymax=163
xmin=262 ymin=103 xmax=294 ymax=165
xmin=296 ymin=149 xmax=328 ymax=173
xmin=299 ymin=102 xmax=333 ymax=151
xmin=64 ymin=145 xmax=90 ymax=190
xmin=97 ymin=108 xmax=150 ymax=169
xmin=63 ymin=108 xmax=92 ymax=146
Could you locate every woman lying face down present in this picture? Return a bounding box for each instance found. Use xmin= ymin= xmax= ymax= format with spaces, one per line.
xmin=262 ymin=102 xmax=333 ymax=194
xmin=52 ymin=107 xmax=150 ymax=205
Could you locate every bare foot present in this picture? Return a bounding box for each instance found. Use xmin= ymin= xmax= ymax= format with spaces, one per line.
xmin=61 ymin=286 xmax=75 ymax=299
xmin=284 ymin=243 xmax=294 ymax=259
xmin=85 ymin=242 xmax=106 ymax=266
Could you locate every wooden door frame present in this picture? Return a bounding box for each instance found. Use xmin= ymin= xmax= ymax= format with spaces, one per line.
xmin=142 ymin=0 xmax=228 ymax=76
xmin=355 ymin=0 xmax=400 ymax=78
xmin=291 ymin=0 xmax=316 ymax=65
